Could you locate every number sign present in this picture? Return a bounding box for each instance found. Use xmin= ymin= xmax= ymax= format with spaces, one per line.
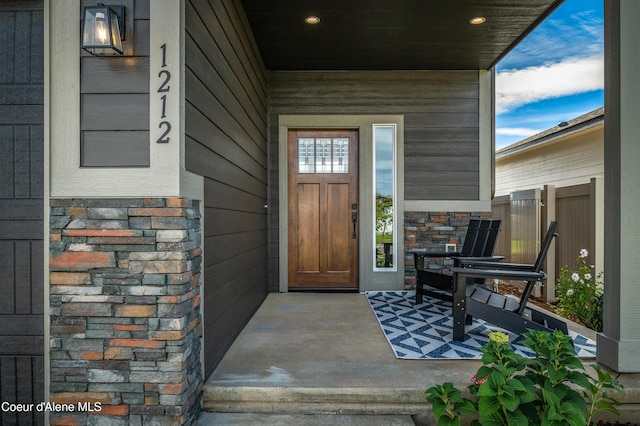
xmin=156 ymin=44 xmax=171 ymax=143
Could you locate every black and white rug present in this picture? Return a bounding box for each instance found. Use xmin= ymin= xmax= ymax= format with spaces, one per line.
xmin=366 ymin=291 xmax=597 ymax=360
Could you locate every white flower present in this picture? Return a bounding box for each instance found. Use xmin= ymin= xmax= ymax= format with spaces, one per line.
xmin=584 ymin=273 xmax=592 ymax=280
xmin=580 ymin=249 xmax=589 ymax=258
xmin=566 ymin=289 xmax=574 ymax=296
xmin=572 ymin=273 xmax=580 ymax=282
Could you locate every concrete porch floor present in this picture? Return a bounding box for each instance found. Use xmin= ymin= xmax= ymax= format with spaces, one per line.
xmin=201 ymin=292 xmax=640 ymax=424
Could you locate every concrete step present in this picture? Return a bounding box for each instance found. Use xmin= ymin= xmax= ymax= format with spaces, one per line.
xmin=197 ymin=413 xmax=416 ymax=426
xmin=203 ymin=386 xmax=430 ymax=416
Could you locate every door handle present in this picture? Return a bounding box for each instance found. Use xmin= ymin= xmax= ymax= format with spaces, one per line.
xmin=352 ymin=212 xmax=358 ymax=239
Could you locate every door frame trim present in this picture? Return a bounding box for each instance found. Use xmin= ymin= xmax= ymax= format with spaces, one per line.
xmin=278 ymin=115 xmax=405 ymax=292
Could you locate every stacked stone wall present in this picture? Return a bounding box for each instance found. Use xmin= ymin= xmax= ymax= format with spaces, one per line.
xmin=49 ymin=198 xmax=202 ymax=425
xmin=404 ymin=211 xmax=492 ymax=287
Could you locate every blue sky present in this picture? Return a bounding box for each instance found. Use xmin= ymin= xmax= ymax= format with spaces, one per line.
xmin=495 ymin=0 xmax=604 ymax=150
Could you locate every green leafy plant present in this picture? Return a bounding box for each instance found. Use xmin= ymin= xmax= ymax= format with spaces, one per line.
xmin=555 ymin=249 xmax=604 ymax=331
xmin=426 ymin=330 xmax=624 ymax=426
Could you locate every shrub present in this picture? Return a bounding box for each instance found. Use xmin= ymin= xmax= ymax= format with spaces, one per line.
xmin=426 ymin=330 xmax=623 ymax=426
xmin=555 ymin=249 xmax=603 ymax=331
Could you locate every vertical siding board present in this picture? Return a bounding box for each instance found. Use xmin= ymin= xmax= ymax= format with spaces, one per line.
xmin=14 ymin=241 xmax=32 ymax=314
xmin=16 ymin=356 xmax=33 ymax=400
xmin=32 ymin=356 xmax=45 ymax=424
xmin=0 ymin=358 xmax=17 ymax=425
xmin=0 ymin=126 xmax=15 ymax=198
xmin=13 ymin=125 xmax=31 ymax=199
xmin=0 ymin=242 xmax=15 ymax=314
xmin=30 ymin=124 xmax=44 ymax=198
xmin=30 ymin=241 xmax=44 ymax=314
xmin=0 ymin=12 xmax=15 ymax=83
xmin=13 ymin=12 xmax=31 ymax=83
xmin=30 ymin=11 xmax=44 ymax=84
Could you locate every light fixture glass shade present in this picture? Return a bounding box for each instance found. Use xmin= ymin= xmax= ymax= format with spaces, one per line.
xmin=82 ymin=5 xmax=124 ymax=55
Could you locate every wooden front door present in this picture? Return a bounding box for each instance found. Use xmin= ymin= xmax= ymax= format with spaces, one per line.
xmin=288 ymin=130 xmax=359 ymax=290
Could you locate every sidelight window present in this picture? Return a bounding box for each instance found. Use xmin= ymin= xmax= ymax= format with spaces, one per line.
xmin=373 ymin=125 xmax=396 ymax=270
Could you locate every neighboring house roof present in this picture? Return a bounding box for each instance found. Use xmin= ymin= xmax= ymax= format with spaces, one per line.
xmin=496 ymin=107 xmax=604 ymax=159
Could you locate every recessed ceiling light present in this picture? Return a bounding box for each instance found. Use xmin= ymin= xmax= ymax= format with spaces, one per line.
xmin=305 ymin=16 xmax=320 ymax=24
xmin=470 ymin=16 xmax=486 ymax=25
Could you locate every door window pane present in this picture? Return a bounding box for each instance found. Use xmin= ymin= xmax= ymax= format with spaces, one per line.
xmin=316 ymin=138 xmax=332 ymax=173
xmin=298 ymin=138 xmax=315 ymax=173
xmin=332 ymin=138 xmax=349 ymax=173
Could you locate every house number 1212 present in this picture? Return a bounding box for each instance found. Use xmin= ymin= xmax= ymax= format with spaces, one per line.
xmin=157 ymin=43 xmax=171 ymax=143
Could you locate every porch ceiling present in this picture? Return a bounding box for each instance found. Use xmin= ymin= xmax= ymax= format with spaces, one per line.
xmin=240 ymin=0 xmax=563 ymax=71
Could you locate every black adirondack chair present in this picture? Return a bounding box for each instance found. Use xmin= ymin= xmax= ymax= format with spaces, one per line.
xmin=413 ymin=219 xmax=501 ymax=304
xmin=449 ymin=221 xmax=567 ymax=341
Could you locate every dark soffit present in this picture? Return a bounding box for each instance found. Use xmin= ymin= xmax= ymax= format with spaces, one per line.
xmin=240 ymin=0 xmax=564 ymax=71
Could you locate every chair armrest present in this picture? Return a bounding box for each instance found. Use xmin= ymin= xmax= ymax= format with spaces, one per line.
xmin=414 ymin=251 xmax=461 ymax=258
xmin=457 ymin=259 xmax=534 ymax=270
xmin=451 ymin=256 xmax=504 ymax=263
xmin=450 ymin=266 xmax=546 ymax=282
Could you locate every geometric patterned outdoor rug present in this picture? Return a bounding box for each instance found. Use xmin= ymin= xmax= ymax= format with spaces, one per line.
xmin=366 ymin=291 xmax=597 ymax=360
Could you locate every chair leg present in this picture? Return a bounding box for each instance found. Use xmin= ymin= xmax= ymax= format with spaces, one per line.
xmin=452 ymin=273 xmax=466 ymax=341
xmin=465 ymin=314 xmax=473 ymax=325
xmin=416 ymin=285 xmax=423 ymax=304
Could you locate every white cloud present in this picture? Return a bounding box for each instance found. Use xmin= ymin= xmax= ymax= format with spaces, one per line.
xmin=496 ymin=56 xmax=603 ymax=114
xmin=495 ymin=127 xmax=542 ymax=137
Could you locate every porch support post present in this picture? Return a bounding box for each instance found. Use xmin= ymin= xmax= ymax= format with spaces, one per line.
xmin=597 ymin=0 xmax=640 ymax=372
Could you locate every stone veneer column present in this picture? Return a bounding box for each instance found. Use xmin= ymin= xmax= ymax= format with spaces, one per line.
xmin=48 ymin=198 xmax=202 ymax=425
xmin=404 ymin=212 xmax=491 ymax=287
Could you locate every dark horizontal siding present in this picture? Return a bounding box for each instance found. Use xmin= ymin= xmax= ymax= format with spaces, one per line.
xmin=0 ymin=6 xmax=44 ymax=425
xmin=268 ymin=70 xmax=480 ymax=201
xmin=79 ymin=1 xmax=150 ymax=167
xmin=185 ymin=0 xmax=268 ymax=377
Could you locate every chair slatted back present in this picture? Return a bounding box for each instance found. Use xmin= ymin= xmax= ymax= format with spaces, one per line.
xmin=460 ymin=219 xmax=482 ymax=256
xmin=483 ymin=220 xmax=501 ymax=257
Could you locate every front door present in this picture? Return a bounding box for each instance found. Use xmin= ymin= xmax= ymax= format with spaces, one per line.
xmin=288 ymin=129 xmax=359 ymax=290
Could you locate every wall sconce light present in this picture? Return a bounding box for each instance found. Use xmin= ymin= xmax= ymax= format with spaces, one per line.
xmin=82 ymin=3 xmax=125 ymax=55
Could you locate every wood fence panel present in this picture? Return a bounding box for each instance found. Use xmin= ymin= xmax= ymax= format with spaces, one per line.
xmin=492 ymin=182 xmax=597 ymax=300
xmin=491 ymin=195 xmax=511 ymax=261
xmin=556 ymin=184 xmax=592 ymax=272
